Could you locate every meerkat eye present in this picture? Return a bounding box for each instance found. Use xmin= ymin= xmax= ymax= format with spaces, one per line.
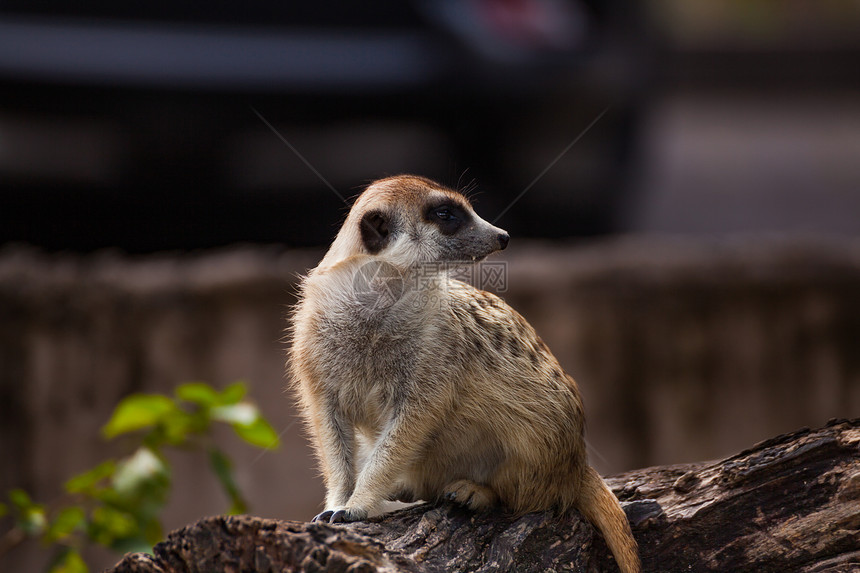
xmin=425 ymin=202 xmax=471 ymax=235
xmin=435 ymin=208 xmax=454 ymax=221
xmin=428 ymin=204 xmax=461 ymax=222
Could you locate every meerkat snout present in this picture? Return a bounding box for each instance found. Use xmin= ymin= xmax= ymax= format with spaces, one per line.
xmin=421 ymin=193 xmax=508 ymax=263
xmin=497 ymin=232 xmax=510 ymax=250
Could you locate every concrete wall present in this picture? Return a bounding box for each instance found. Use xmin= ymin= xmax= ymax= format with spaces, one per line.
xmin=2 ymin=239 xmax=859 ymax=569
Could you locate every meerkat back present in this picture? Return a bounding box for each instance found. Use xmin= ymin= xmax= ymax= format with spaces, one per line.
xmin=289 ymin=175 xmax=640 ymax=573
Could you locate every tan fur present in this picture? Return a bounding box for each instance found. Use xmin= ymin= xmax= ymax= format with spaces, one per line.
xmin=288 ymin=175 xmax=641 ymax=573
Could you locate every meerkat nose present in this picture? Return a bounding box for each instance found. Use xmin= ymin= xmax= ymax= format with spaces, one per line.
xmin=497 ymin=232 xmax=510 ymax=250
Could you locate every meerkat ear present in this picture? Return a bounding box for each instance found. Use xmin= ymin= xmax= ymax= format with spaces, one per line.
xmin=359 ymin=210 xmax=391 ymax=254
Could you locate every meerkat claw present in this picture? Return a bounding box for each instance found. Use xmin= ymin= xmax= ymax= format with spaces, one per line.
xmin=312 ymin=510 xmax=335 ymax=523
xmin=332 ymin=507 xmax=367 ymax=523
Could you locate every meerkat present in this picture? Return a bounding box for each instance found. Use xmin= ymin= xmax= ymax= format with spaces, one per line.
xmin=289 ymin=175 xmax=640 ymax=573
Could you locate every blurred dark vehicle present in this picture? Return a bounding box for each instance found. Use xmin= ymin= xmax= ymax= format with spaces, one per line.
xmin=0 ymin=1 xmax=648 ymax=252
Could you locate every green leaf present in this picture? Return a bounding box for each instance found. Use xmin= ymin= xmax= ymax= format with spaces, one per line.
xmin=208 ymin=448 xmax=247 ymax=514
xmin=112 ymin=447 xmax=169 ymax=498
xmin=175 ymin=382 xmax=220 ymax=407
xmin=22 ymin=508 xmax=47 ymax=535
xmin=9 ymin=488 xmax=33 ymax=510
xmin=212 ymin=396 xmax=280 ymax=450
xmin=142 ymin=517 xmax=163 ymax=546
xmin=45 ymin=507 xmax=86 ymax=543
xmin=212 ymin=403 xmax=280 ymax=449
xmin=89 ymin=506 xmax=138 ymax=547
xmin=8 ymin=489 xmax=47 ymax=535
xmin=211 ymin=403 xmax=257 ymax=426
xmin=219 ymin=381 xmax=247 ymax=405
xmin=65 ymin=460 xmax=116 ymax=494
xmin=232 ymin=416 xmax=280 ymax=450
xmin=49 ymin=548 xmax=88 ymax=573
xmin=102 ymin=395 xmax=176 ymax=439
xmin=0 ymin=501 xmax=7 ymax=518
xmin=159 ymin=409 xmax=197 ymax=445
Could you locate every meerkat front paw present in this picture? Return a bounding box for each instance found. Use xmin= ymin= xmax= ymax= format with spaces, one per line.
xmin=443 ymin=479 xmax=497 ymax=510
xmin=312 ymin=506 xmax=368 ymax=523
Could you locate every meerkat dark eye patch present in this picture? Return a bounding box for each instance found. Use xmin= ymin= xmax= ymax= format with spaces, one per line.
xmin=424 ymin=202 xmax=470 ymax=235
xmin=359 ymin=210 xmax=392 ymax=254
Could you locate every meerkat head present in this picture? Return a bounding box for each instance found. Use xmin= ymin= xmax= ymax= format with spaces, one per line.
xmin=319 ymin=175 xmax=509 ymax=270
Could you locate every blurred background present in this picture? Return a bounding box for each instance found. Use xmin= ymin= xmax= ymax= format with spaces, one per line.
xmin=2 ymin=0 xmax=860 ymax=570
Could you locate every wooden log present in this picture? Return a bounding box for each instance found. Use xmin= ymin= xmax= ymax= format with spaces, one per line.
xmin=109 ymin=418 xmax=860 ymax=573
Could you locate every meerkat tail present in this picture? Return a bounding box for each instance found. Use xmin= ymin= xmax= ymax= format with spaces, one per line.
xmin=576 ymin=466 xmax=641 ymax=573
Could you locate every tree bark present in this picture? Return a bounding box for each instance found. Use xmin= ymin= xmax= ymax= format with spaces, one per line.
xmin=110 ymin=418 xmax=859 ymax=573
